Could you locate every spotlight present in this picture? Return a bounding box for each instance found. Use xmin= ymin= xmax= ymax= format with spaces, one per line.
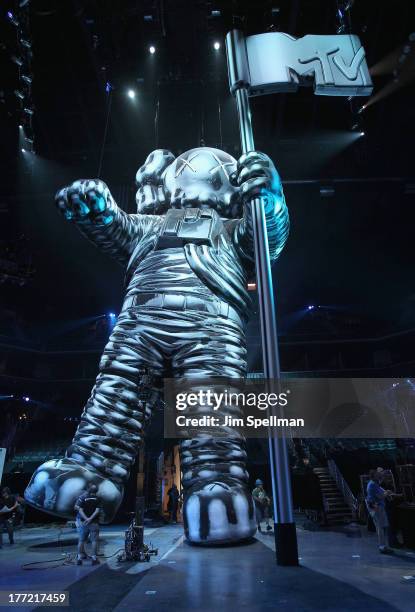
xmin=7 ymin=11 xmax=19 ymax=26
xmin=213 ymin=41 xmax=221 ymax=50
xmin=21 ymin=148 xmax=26 ymax=152
xmin=19 ymin=38 xmax=32 ymax=50
xmin=127 ymin=89 xmax=136 ymax=99
xmin=14 ymin=90 xmax=25 ymax=100
xmin=11 ymin=55 xmax=23 ymax=66
xmin=307 ymin=305 xmax=315 ymax=311
xmin=360 ymin=131 xmax=365 ymax=136
xmin=320 ymin=186 xmax=335 ymax=197
xmin=23 ymin=396 xmax=30 ymax=402
xmin=105 ymin=81 xmax=112 ymax=93
xmin=24 ymin=107 xmax=34 ymax=115
xmin=19 ymin=124 xmax=23 ymax=129
xmin=21 ymin=75 xmax=32 ymax=85
xmin=108 ymin=312 xmax=115 ymax=318
xmin=149 ymin=45 xmax=156 ymax=54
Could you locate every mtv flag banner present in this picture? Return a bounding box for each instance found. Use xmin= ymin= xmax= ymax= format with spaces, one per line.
xmin=227 ymin=30 xmax=373 ymax=97
xmin=0 ymin=448 xmax=6 ymax=485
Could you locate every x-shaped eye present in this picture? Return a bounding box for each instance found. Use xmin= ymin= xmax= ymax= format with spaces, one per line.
xmin=209 ymin=160 xmax=235 ymax=178
xmin=208 ymin=152 xmax=235 ymax=179
xmin=174 ymin=153 xmax=200 ymax=178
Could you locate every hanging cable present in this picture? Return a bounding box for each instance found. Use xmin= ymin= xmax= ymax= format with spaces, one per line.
xmin=97 ymin=86 xmax=113 ymax=178
xmin=217 ymin=93 xmax=223 ymax=150
xmin=154 ymin=82 xmax=160 ymax=148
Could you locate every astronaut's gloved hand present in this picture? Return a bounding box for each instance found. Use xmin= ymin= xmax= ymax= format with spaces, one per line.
xmin=235 ymin=151 xmax=283 ymax=204
xmin=55 ymin=179 xmax=115 ymax=225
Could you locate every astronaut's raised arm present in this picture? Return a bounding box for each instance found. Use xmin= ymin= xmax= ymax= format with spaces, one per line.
xmin=55 ymin=179 xmax=154 ymax=266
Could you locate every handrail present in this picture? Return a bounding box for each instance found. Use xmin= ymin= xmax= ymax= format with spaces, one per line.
xmin=327 ymin=459 xmax=358 ymax=518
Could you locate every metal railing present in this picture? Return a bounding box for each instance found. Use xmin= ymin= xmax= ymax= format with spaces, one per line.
xmin=327 ymin=459 xmax=359 ymax=518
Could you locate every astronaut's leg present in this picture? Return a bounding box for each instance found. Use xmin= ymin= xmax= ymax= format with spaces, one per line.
xmin=173 ymin=312 xmax=256 ymax=544
xmin=24 ymin=309 xmax=163 ymax=523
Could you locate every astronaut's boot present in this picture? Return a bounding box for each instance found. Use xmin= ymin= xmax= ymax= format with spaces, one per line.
xmin=25 ymin=370 xmax=154 ymax=523
xmin=181 ymin=436 xmax=256 ymax=544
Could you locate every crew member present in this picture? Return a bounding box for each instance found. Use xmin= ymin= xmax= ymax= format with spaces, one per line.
xmin=74 ymin=484 xmax=102 ymax=565
xmin=366 ymin=469 xmax=393 ymax=554
xmin=252 ymin=479 xmax=272 ymax=533
xmin=167 ymin=484 xmax=180 ymax=523
xmin=0 ymin=487 xmax=19 ymax=547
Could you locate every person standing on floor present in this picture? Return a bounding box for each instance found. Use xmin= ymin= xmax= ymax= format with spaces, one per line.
xmin=0 ymin=487 xmax=19 ymax=548
xmin=74 ymin=484 xmax=102 ymax=565
xmin=366 ymin=469 xmax=393 ymax=554
xmin=167 ymin=483 xmax=180 ymax=523
xmin=252 ymin=479 xmax=272 ymax=533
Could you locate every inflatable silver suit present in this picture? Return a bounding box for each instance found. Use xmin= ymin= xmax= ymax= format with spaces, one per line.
xmin=24 ymin=147 xmax=289 ymax=544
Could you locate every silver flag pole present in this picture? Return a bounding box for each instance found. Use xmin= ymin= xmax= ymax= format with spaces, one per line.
xmin=227 ymin=30 xmax=299 ymax=566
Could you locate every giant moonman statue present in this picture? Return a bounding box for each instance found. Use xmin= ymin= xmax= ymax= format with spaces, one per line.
xmin=24 ymin=146 xmax=289 ymax=544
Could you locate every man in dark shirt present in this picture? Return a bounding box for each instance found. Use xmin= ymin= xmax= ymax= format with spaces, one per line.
xmin=167 ymin=484 xmax=180 ymax=523
xmin=74 ymin=484 xmax=101 ymax=565
xmin=0 ymin=487 xmax=18 ymax=547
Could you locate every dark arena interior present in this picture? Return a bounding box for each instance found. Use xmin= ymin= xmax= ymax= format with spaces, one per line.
xmin=1 ymin=1 xmax=415 ymax=610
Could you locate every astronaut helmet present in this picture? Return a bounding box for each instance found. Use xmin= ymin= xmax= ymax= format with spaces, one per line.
xmin=135 ymin=147 xmax=241 ymax=218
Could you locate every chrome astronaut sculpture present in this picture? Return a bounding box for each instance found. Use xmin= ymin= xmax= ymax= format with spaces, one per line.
xmin=25 ymin=147 xmax=289 ymax=544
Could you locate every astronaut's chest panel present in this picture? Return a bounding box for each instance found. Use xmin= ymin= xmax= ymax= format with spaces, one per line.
xmin=155 ymin=208 xmax=223 ymax=250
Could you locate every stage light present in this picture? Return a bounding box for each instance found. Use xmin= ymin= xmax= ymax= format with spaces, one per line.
xmin=213 ymin=41 xmax=221 ymax=50
xmin=21 ymin=148 xmax=26 ymax=153
xmin=109 ymin=312 xmax=115 ymax=318
xmin=127 ymin=89 xmax=136 ymax=99
xmin=21 ymin=75 xmax=32 ymax=85
xmin=320 ymin=186 xmax=335 ymax=197
xmin=149 ymin=45 xmax=156 ymax=54
xmin=20 ymin=38 xmax=32 ymax=50
xmin=14 ymin=90 xmax=25 ymax=100
xmin=7 ymin=11 xmax=19 ymax=26
xmin=307 ymin=305 xmax=315 ymax=311
xmin=19 ymin=124 xmax=23 ymax=129
xmin=23 ymin=396 xmax=30 ymax=402
xmin=11 ymin=55 xmax=23 ymax=66
xmin=24 ymin=107 xmax=34 ymax=115
xmin=211 ymin=10 xmax=221 ymax=17
xmin=105 ymin=81 xmax=111 ymax=93
xmin=360 ymin=131 xmax=365 ymax=136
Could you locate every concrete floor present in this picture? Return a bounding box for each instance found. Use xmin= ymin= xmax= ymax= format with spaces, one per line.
xmin=1 ymin=520 xmax=415 ymax=611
